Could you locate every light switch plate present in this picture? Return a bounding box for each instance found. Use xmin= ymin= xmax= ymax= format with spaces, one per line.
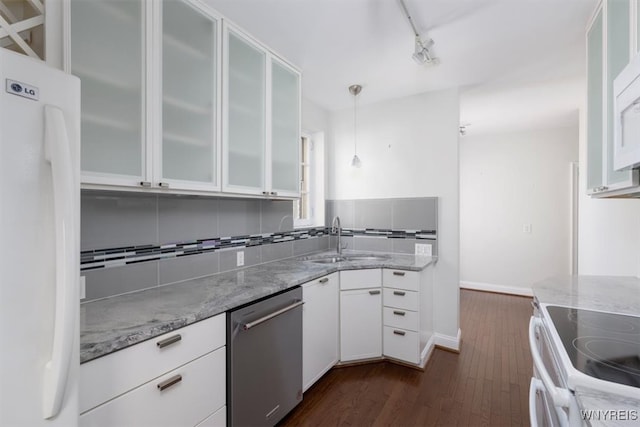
xmin=237 ymin=251 xmax=245 ymax=267
xmin=523 ymin=224 xmax=532 ymax=234
xmin=80 ymin=276 xmax=86 ymax=300
xmin=415 ymin=243 xmax=432 ymax=256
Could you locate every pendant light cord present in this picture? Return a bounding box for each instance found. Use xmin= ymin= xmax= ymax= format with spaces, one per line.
xmin=353 ymin=91 xmax=357 ymax=156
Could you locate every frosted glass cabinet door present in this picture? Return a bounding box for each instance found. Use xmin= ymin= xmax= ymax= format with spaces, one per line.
xmin=161 ymin=0 xmax=219 ymax=188
xmin=70 ymin=0 xmax=145 ymax=183
xmin=224 ymin=27 xmax=266 ymax=194
xmin=586 ymin=8 xmax=604 ymax=193
xmin=270 ymin=59 xmax=300 ymax=196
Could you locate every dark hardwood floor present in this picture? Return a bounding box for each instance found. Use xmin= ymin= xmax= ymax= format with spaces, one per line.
xmin=280 ymin=289 xmax=534 ymax=426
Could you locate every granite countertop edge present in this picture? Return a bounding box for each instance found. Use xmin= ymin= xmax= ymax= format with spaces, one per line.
xmin=531 ymin=275 xmax=640 ymax=416
xmin=80 ymin=251 xmax=436 ymax=364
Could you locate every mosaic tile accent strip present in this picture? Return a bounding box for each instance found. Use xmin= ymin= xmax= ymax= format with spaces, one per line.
xmin=80 ymin=227 xmax=437 ymax=271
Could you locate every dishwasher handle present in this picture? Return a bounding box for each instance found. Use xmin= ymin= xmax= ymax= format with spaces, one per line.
xmin=528 ymin=317 xmax=571 ymax=409
xmin=241 ymin=300 xmax=305 ymax=331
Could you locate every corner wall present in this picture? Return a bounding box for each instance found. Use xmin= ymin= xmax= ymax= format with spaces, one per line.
xmin=328 ymin=88 xmax=460 ymax=342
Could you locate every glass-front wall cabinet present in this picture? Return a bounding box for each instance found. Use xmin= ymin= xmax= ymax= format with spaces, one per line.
xmin=70 ymin=0 xmax=146 ymax=184
xmin=270 ymin=58 xmax=300 ymax=196
xmin=160 ymin=0 xmax=220 ymax=188
xmin=224 ymin=27 xmax=266 ymax=194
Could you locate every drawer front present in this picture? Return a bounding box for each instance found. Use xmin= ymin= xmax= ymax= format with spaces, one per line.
xmin=196 ymin=406 xmax=226 ymax=427
xmin=80 ymin=313 xmax=225 ymax=413
xmin=383 ymin=269 xmax=419 ymax=291
xmin=383 ymin=326 xmax=419 ymax=365
xmin=340 ymin=268 xmax=382 ymax=290
xmin=80 ymin=347 xmax=226 ymax=427
xmin=383 ymin=288 xmax=418 ymax=311
xmin=383 ymin=307 xmax=418 ymax=331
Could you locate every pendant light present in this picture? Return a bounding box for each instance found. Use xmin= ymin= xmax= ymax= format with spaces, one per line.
xmin=349 ymin=84 xmax=362 ymax=168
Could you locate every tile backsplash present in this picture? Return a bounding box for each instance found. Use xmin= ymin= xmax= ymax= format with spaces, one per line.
xmin=80 ymin=193 xmax=438 ymax=302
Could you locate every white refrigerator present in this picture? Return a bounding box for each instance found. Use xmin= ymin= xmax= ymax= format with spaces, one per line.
xmin=0 ymin=49 xmax=80 ymax=426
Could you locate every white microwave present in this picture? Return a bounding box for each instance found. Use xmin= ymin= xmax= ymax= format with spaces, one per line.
xmin=614 ymin=53 xmax=640 ymax=171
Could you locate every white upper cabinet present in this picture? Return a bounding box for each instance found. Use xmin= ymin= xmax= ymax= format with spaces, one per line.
xmin=586 ymin=0 xmax=640 ymax=197
xmin=222 ymin=23 xmax=301 ymax=197
xmin=68 ymin=2 xmax=300 ymax=198
xmin=70 ymin=0 xmax=147 ymax=187
xmin=222 ymin=26 xmax=266 ymax=195
xmin=156 ymin=0 xmax=222 ymax=191
xmin=269 ymin=57 xmax=301 ymax=197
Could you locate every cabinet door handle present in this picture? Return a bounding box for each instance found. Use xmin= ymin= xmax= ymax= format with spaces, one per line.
xmin=393 ymin=330 xmax=406 ymax=336
xmin=270 ymin=191 xmax=278 ymax=196
xmin=262 ymin=191 xmax=269 ymax=195
xmin=393 ymin=310 xmax=406 ymax=316
xmin=369 ymin=290 xmax=381 ymax=295
xmin=156 ymin=334 xmax=182 ymax=349
xmin=318 ymin=277 xmax=329 ymax=284
xmin=392 ymin=271 xmax=405 ymax=276
xmin=158 ymin=182 xmax=170 ymax=189
xmin=393 ymin=291 xmax=406 ymax=296
xmin=157 ymin=374 xmax=182 ymax=392
xmin=139 ymin=181 xmax=151 ymax=188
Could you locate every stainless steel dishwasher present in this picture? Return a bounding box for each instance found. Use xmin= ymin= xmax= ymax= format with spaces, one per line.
xmin=228 ymin=287 xmax=303 ymax=426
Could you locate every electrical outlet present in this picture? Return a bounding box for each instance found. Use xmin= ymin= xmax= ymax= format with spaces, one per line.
xmin=237 ymin=251 xmax=245 ymax=267
xmin=523 ymin=224 xmax=532 ymax=234
xmin=80 ymin=276 xmax=86 ymax=300
xmin=415 ymin=243 xmax=432 ymax=256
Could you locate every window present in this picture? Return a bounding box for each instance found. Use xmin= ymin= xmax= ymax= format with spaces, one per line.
xmin=294 ymin=134 xmax=313 ymax=227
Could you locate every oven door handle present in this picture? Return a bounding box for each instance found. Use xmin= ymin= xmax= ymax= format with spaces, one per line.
xmin=241 ymin=301 xmax=304 ymax=331
xmin=529 ymin=377 xmax=544 ymax=427
xmin=528 ymin=316 xmax=572 ymax=409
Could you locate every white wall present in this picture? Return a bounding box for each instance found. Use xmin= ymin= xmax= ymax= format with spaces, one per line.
xmin=460 ymin=126 xmax=579 ymax=295
xmin=302 ymin=98 xmax=331 ymax=227
xmin=577 ymin=109 xmax=640 ymax=276
xmin=328 ymin=88 xmax=460 ymax=341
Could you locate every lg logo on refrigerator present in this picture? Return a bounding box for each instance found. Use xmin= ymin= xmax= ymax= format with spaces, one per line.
xmin=6 ymin=79 xmax=39 ymax=101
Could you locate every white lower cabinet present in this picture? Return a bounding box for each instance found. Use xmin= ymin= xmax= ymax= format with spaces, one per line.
xmin=339 ymin=269 xmax=383 ymax=362
xmin=79 ymin=313 xmax=226 ymax=427
xmin=302 ymin=273 xmax=339 ymax=392
xmin=382 ymin=268 xmax=433 ymax=367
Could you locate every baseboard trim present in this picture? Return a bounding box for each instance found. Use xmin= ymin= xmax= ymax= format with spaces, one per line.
xmin=460 ymin=281 xmax=533 ymax=297
xmin=419 ymin=335 xmax=436 ymax=369
xmin=433 ymin=329 xmax=461 ymax=352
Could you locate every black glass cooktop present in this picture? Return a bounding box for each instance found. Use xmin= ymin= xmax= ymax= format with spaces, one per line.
xmin=547 ymin=306 xmax=640 ymax=389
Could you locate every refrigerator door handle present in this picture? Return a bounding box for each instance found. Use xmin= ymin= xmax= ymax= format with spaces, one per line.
xmin=42 ymin=106 xmax=77 ymax=419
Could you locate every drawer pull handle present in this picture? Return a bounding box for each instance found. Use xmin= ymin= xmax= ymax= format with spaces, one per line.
xmin=393 ymin=291 xmax=406 ymax=296
xmin=157 ymin=374 xmax=182 ymax=392
xmin=393 ymin=330 xmax=406 ymax=336
xmin=156 ymin=334 xmax=182 ymax=349
xmin=393 ymin=310 xmax=406 ymax=316
xmin=369 ymin=290 xmax=381 ymax=295
xmin=318 ymin=278 xmax=329 ymax=284
xmin=392 ymin=271 xmax=405 ymax=276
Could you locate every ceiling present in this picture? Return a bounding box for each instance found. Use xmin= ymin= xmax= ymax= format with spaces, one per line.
xmin=205 ymin=0 xmax=598 ymax=134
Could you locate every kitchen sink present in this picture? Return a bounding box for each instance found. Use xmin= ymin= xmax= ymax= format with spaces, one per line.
xmin=309 ymin=257 xmax=347 ymax=264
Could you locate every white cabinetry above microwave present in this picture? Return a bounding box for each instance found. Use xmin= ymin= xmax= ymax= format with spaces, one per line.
xmin=67 ymin=0 xmax=300 ymax=199
xmin=586 ymin=0 xmax=640 ymax=198
xmin=614 ymin=52 xmax=640 ymax=172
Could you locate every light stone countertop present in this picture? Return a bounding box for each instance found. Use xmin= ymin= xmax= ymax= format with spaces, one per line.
xmin=532 ymin=276 xmax=640 ymax=424
xmin=80 ymin=250 xmax=436 ymax=364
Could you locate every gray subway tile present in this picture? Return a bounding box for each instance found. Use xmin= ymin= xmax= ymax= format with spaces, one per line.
xmin=328 ymin=200 xmax=355 ymax=229
xmin=158 ymin=252 xmax=219 ymax=285
xmin=81 ymin=192 xmax=158 ymax=251
xmin=261 ymin=242 xmax=294 ymax=263
xmin=219 ymin=246 xmax=261 ymax=272
xmin=354 ymin=199 xmax=392 ymax=229
xmin=293 ymin=237 xmax=323 ymax=255
xmin=261 ymin=200 xmax=294 ymax=233
xmin=328 ymin=235 xmax=354 ymax=252
xmin=353 ymin=236 xmax=393 ymax=252
xmin=218 ymin=199 xmax=261 ymax=237
xmin=318 ymin=235 xmax=330 ymax=250
xmin=158 ymin=197 xmax=218 ymax=244
xmin=324 ymin=200 xmax=334 ymax=227
xmin=82 ymin=262 xmax=158 ymax=301
xmin=391 ymin=238 xmax=437 ymax=256
xmin=392 ymin=198 xmax=437 ymax=231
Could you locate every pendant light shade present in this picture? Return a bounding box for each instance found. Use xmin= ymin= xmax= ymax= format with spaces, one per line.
xmin=349 ymin=84 xmax=362 ymax=168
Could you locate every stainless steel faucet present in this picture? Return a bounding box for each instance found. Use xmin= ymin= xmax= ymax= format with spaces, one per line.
xmin=331 ymin=216 xmax=342 ymax=255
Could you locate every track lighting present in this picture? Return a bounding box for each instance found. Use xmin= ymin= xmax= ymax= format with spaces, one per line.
xmin=400 ymin=0 xmax=439 ymax=66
